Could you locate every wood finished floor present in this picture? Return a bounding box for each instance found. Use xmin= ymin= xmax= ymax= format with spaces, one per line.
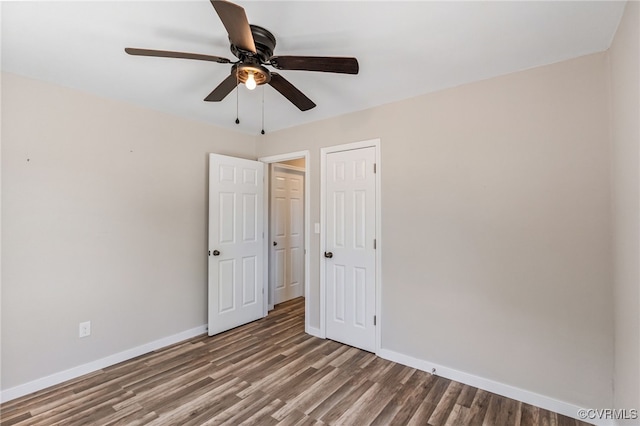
xmin=1 ymin=298 xmax=592 ymax=426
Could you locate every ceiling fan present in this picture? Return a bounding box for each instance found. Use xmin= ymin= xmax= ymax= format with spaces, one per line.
xmin=125 ymin=0 xmax=359 ymax=112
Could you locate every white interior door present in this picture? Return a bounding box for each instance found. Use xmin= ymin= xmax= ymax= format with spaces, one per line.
xmin=325 ymin=146 xmax=376 ymax=352
xmin=270 ymin=164 xmax=305 ymax=305
xmin=208 ymin=153 xmax=264 ymax=336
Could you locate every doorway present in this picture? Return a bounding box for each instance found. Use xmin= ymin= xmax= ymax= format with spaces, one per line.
xmin=259 ymin=151 xmax=311 ymax=333
xmin=270 ymin=162 xmax=305 ymax=305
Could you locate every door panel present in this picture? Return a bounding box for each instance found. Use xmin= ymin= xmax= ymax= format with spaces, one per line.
xmin=245 ymin=258 xmax=258 ymax=305
xmin=270 ymin=165 xmax=305 ymax=305
xmin=333 ymin=265 xmax=346 ymax=322
xmin=354 ymin=267 xmax=367 ymax=327
xmin=218 ymin=259 xmax=235 ymax=312
xmin=242 ymin=194 xmax=257 ymax=241
xmin=325 ymin=146 xmax=376 ymax=352
xmin=208 ymin=154 xmax=264 ymax=336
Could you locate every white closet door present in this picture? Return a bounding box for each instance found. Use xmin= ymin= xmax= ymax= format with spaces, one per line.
xmin=325 ymin=146 xmax=376 ymax=352
xmin=208 ymin=153 xmax=264 ymax=336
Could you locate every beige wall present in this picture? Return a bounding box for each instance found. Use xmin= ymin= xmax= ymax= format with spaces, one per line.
xmin=609 ymin=1 xmax=640 ymax=419
xmin=258 ymin=52 xmax=614 ymax=409
xmin=0 ymin=72 xmax=255 ymax=389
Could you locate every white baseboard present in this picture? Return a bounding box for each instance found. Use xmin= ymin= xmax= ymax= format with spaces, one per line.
xmin=377 ymin=348 xmax=614 ymax=426
xmin=306 ymin=325 xmax=322 ymax=338
xmin=1 ymin=324 xmax=208 ymax=404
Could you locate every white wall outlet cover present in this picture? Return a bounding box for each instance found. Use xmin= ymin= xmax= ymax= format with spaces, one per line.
xmin=79 ymin=321 xmax=91 ymax=338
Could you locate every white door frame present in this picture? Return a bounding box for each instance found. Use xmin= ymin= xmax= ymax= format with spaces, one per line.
xmin=320 ymin=139 xmax=382 ymax=353
xmin=258 ymin=151 xmax=311 ymax=332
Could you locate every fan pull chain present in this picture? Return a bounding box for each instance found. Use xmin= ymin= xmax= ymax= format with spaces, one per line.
xmin=261 ymin=86 xmax=266 ymax=135
xmin=235 ymin=71 xmax=240 ymax=124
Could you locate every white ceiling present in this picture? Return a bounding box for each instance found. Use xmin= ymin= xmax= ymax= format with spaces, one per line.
xmin=1 ymin=1 xmax=626 ymax=135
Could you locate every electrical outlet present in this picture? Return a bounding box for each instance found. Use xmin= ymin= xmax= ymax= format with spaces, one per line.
xmin=79 ymin=321 xmax=91 ymax=338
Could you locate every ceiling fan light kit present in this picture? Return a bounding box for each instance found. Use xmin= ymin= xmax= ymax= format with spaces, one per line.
xmin=125 ymin=0 xmax=359 ymax=116
xmin=234 ymin=62 xmax=271 ymax=90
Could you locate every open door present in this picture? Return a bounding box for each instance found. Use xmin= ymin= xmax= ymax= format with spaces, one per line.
xmin=208 ymin=153 xmax=265 ymax=336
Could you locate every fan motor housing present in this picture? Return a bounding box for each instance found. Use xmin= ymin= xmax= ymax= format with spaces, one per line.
xmin=230 ymin=25 xmax=276 ymax=63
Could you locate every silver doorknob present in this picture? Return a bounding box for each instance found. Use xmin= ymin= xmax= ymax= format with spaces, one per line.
xmin=212 ymin=250 xmax=220 ymax=256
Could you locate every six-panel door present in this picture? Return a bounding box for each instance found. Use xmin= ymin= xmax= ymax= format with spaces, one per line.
xmin=208 ymin=154 xmax=264 ymax=336
xmin=325 ymin=147 xmax=376 ymax=352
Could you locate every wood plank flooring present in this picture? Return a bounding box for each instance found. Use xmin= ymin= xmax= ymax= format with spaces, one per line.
xmin=1 ymin=298 xmax=592 ymax=426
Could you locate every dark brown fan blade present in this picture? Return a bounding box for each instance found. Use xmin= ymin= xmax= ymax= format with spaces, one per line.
xmin=268 ymin=73 xmax=316 ymax=111
xmin=210 ymin=0 xmax=256 ymax=53
xmin=204 ymin=74 xmax=239 ymax=101
xmin=125 ymin=48 xmax=231 ymax=63
xmin=270 ymin=56 xmax=359 ymax=74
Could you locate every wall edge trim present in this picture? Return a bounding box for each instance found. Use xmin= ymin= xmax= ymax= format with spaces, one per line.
xmin=377 ymin=348 xmax=614 ymax=426
xmin=1 ymin=325 xmax=208 ymax=403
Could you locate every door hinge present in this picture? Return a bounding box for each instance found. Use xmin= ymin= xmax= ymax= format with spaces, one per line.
xmin=374 ymin=315 xmax=377 ymax=326
xmin=373 ymin=239 xmax=377 ymax=249
xmin=373 ymin=163 xmax=377 ymax=173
